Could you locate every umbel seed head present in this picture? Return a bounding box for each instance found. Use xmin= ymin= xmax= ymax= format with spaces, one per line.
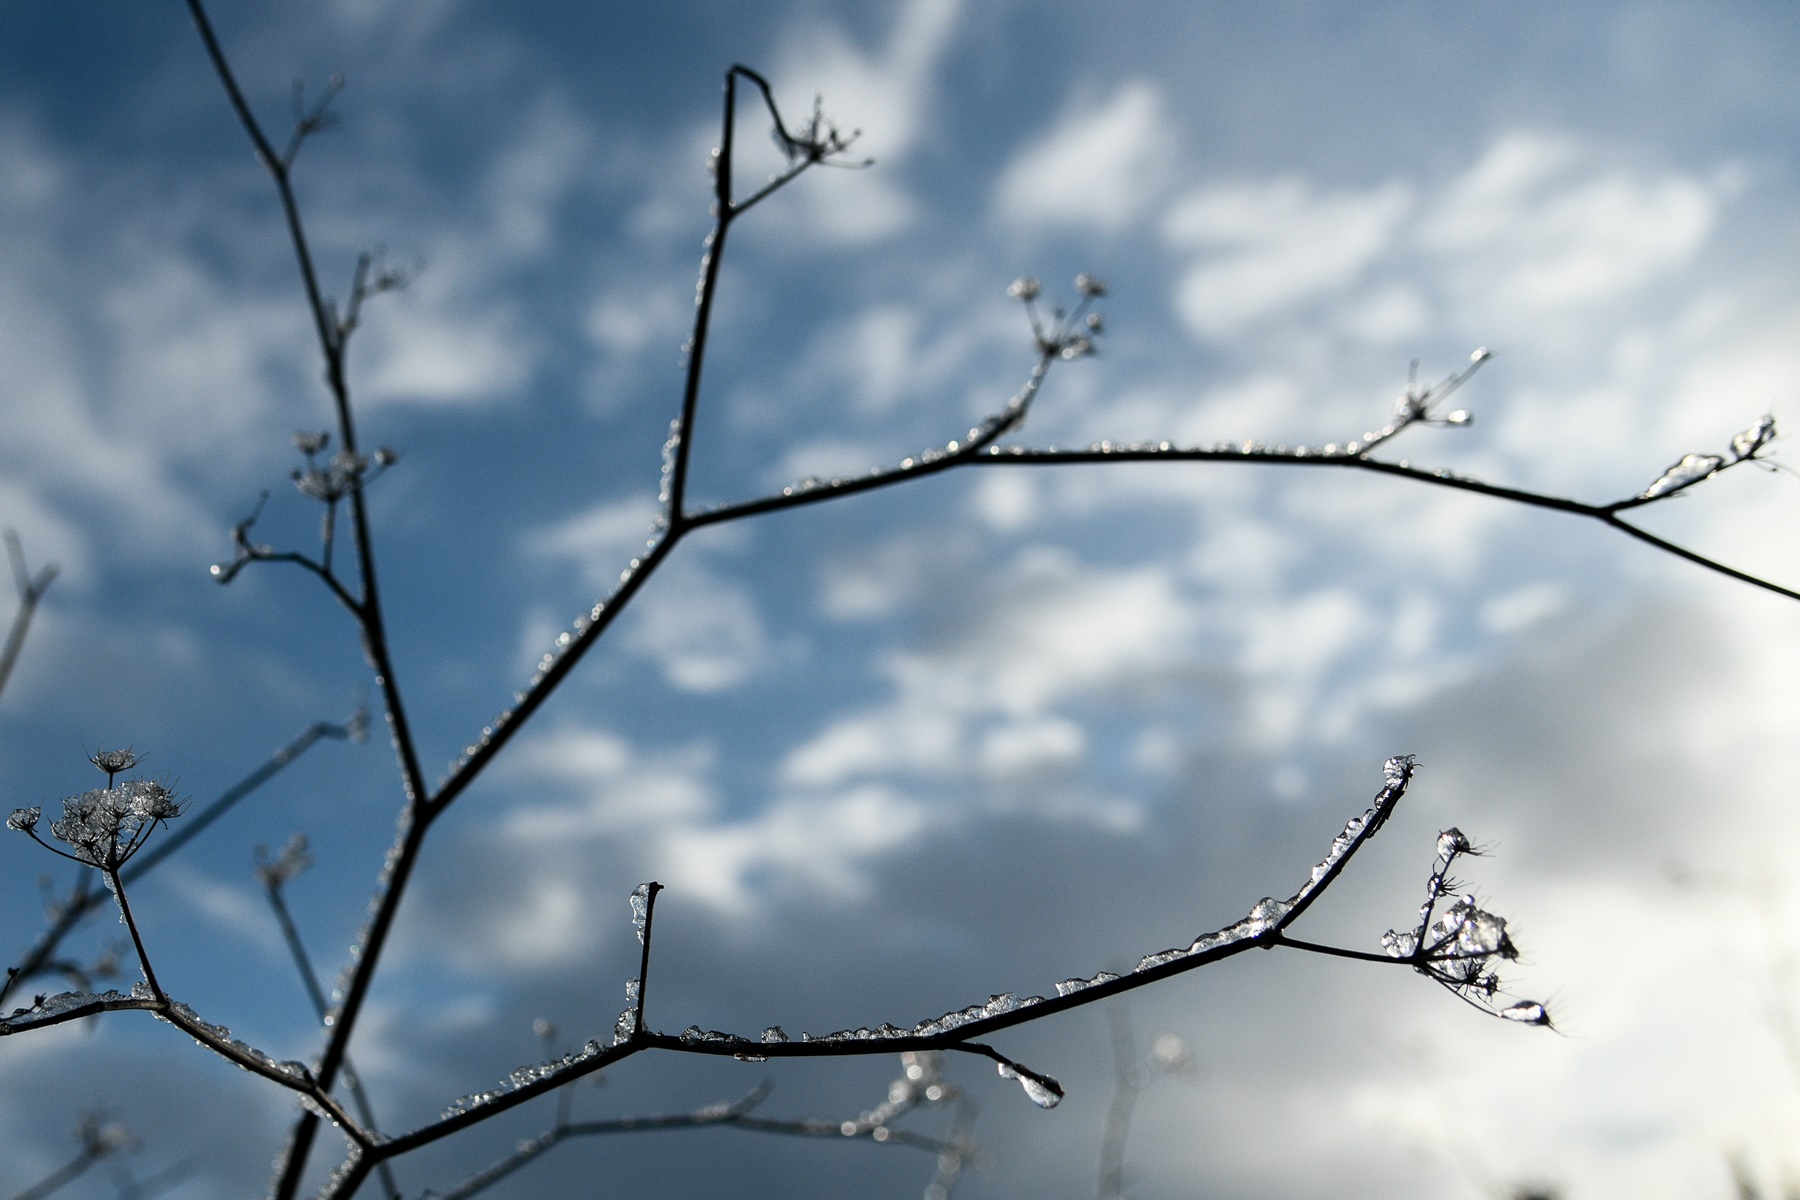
xmin=89 ymin=748 xmax=140 ymax=777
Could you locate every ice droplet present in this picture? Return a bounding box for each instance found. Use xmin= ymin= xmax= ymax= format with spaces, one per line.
xmin=1436 ymin=828 xmax=1470 ymax=860
xmin=1500 ymin=1001 xmax=1550 ymax=1025
xmin=1639 ymin=453 xmax=1724 ymax=500
xmin=1054 ymin=971 xmax=1119 ymax=998
xmin=1244 ymin=896 xmax=1292 ymax=935
xmin=1455 ymin=909 xmax=1511 ymax=958
xmin=1732 ymin=415 xmax=1777 ymax=460
xmin=761 ymin=1026 xmax=788 ymax=1044
xmin=1381 ymin=929 xmax=1419 ymax=959
xmin=659 ymin=419 xmax=682 ymax=505
xmin=996 ymin=1061 xmax=1063 ymax=1109
xmin=629 ymin=883 xmax=653 ymax=944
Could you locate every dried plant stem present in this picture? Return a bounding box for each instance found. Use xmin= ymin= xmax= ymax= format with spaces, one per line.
xmin=1096 ymin=1005 xmax=1139 ymax=1200
xmin=103 ymin=870 xmax=162 ymax=1004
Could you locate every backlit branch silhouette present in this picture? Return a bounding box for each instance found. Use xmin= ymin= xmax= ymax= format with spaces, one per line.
xmin=4 ymin=5 xmax=1797 ymax=1198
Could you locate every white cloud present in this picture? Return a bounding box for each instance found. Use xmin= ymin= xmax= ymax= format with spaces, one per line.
xmin=787 ymin=547 xmax=1194 ymax=787
xmin=526 ymin=493 xmax=661 ymax=580
xmin=1164 ymin=178 xmax=1414 ymax=338
xmin=1479 ymin=582 xmax=1566 ymax=634
xmin=624 ymin=564 xmax=773 ymax=693
xmin=1424 ymin=132 xmax=1721 ymax=314
xmin=525 ymin=495 xmax=771 ymax=692
xmin=586 ymin=281 xmax=688 ymax=360
xmin=356 ymin=293 xmax=530 ymax=407
xmin=497 ymin=724 xmax=928 ymax=916
xmin=979 ymin=715 xmax=1085 ymax=777
xmin=993 ymin=82 xmax=1173 ymax=232
xmin=155 ymin=864 xmax=284 ymax=957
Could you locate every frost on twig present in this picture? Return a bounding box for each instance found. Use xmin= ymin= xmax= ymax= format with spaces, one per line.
xmin=209 ymin=433 xmax=395 ymax=591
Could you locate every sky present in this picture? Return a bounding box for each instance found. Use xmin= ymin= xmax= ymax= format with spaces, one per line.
xmin=3 ymin=2 xmax=1800 ymax=1198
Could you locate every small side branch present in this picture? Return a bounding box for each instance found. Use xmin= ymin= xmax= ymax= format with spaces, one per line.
xmin=5 ymin=1114 xmax=134 ymax=1200
xmin=0 ymin=530 xmax=57 ymax=705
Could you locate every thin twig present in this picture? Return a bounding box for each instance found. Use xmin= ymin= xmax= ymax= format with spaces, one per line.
xmin=0 ymin=530 xmax=57 ymax=705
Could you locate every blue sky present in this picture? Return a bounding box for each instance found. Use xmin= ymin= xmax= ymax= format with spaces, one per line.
xmin=4 ymin=3 xmax=1800 ymax=1198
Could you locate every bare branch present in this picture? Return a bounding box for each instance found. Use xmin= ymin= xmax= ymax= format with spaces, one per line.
xmin=0 ymin=529 xmax=57 ymax=705
xmin=5 ymin=1114 xmax=135 ymax=1200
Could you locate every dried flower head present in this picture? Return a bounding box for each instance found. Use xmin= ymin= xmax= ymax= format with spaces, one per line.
xmin=88 ymin=748 xmax=140 ymax=780
xmin=22 ymin=781 xmax=184 ymax=869
xmin=293 ymin=450 xmax=370 ymax=503
xmin=254 ymin=833 xmax=313 ymax=889
xmin=1006 ymin=276 xmax=1041 ymax=302
xmin=1074 ymin=272 xmax=1107 ymax=298
xmin=293 ymin=430 xmax=330 ymax=456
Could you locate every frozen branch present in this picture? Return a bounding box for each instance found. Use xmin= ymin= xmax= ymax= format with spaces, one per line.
xmin=303 ymin=758 xmax=1443 ymax=1196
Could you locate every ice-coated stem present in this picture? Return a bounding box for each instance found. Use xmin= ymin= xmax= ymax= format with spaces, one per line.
xmin=633 ymin=882 xmax=663 ymax=1036
xmin=104 ymin=868 xmax=163 ymax=1004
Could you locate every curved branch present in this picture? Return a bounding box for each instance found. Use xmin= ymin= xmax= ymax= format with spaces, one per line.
xmin=0 ymin=991 xmax=368 ymax=1143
